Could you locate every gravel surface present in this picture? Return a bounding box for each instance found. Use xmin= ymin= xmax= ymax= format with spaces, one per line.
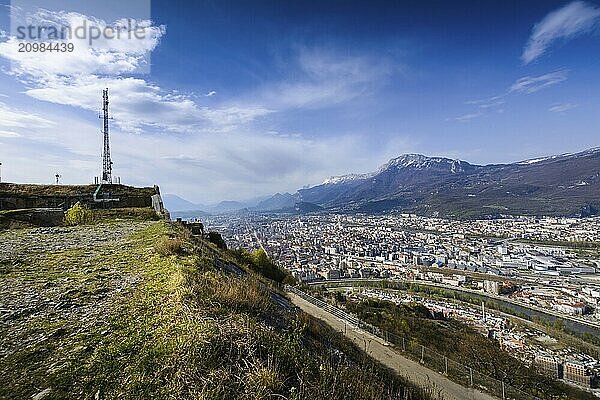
xmin=0 ymin=222 xmax=154 ymax=361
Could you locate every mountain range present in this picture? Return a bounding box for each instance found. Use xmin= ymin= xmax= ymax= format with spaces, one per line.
xmin=166 ymin=147 xmax=600 ymax=218
xmin=163 ymin=194 xmax=271 ymax=218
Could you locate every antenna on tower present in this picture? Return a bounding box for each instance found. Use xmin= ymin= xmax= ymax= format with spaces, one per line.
xmin=100 ymin=88 xmax=113 ymax=184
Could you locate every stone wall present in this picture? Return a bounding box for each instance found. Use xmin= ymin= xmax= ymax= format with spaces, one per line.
xmin=0 ymin=183 xmax=159 ymax=211
xmin=0 ymin=208 xmax=64 ymax=228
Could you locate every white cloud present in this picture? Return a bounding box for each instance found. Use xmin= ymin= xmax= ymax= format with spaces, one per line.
xmin=144 ymin=130 xmax=414 ymax=202
xmin=23 ymin=75 xmax=272 ymax=133
xmin=549 ymin=103 xmax=577 ymax=112
xmin=451 ymin=111 xmax=484 ymax=123
xmin=465 ymin=95 xmax=505 ymax=109
xmin=0 ymin=102 xmax=55 ymax=129
xmin=0 ymin=10 xmax=274 ymax=135
xmin=0 ymin=110 xmax=414 ymax=202
xmin=522 ymin=1 xmax=600 ymax=64
xmin=0 ymin=9 xmax=165 ymax=77
xmin=1 ymin=11 xmax=381 ymax=135
xmin=0 ymin=9 xmax=401 ymax=201
xmin=262 ymin=49 xmax=392 ymax=108
xmin=451 ymin=70 xmax=568 ymax=122
xmin=0 ymin=130 xmax=21 ymax=138
xmin=509 ymin=70 xmax=568 ymax=94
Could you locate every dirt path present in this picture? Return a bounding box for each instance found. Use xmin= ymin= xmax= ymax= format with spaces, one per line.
xmin=288 ymin=292 xmax=498 ymax=400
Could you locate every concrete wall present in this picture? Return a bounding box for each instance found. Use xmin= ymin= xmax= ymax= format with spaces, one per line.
xmin=0 ymin=183 xmax=158 ymax=211
xmin=0 ymin=208 xmax=64 ymax=228
xmin=151 ymin=186 xmax=170 ymax=219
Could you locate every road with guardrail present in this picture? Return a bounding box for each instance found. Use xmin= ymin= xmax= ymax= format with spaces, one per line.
xmin=287 ymin=285 xmax=542 ymax=400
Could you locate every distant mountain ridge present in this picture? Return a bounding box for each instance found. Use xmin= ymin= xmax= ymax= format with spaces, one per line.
xmin=321 ymin=154 xmax=473 ymax=185
xmin=163 ymin=194 xmax=271 ymax=215
xmin=297 ymin=147 xmax=600 ymax=217
xmin=171 ymin=147 xmax=600 ymax=218
xmin=162 ymin=194 xmax=206 ymax=212
xmin=255 ymin=192 xmax=299 ymax=210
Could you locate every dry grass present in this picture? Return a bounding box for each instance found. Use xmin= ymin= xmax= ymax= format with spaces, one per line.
xmin=0 ymin=183 xmax=155 ymax=197
xmin=154 ymin=237 xmax=185 ymax=255
xmin=245 ymin=364 xmax=283 ymax=399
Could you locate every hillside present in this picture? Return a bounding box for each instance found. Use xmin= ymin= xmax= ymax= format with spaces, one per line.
xmin=0 ymin=212 xmax=435 ymax=400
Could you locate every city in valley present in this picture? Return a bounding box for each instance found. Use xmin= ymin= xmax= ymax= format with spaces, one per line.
xmin=206 ymin=213 xmax=600 ymax=392
xmin=3 ymin=0 xmax=600 ymax=399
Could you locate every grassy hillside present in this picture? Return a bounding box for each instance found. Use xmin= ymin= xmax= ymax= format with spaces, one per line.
xmin=0 ymin=213 xmax=436 ymax=400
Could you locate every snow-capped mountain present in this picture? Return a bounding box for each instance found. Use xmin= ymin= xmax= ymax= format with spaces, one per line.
xmin=211 ymin=147 xmax=600 ymax=216
xmin=377 ymin=154 xmax=473 ymax=174
xmin=322 ymin=173 xmax=376 ymax=185
xmin=296 ymin=148 xmax=600 ymax=216
xmin=322 ymin=155 xmax=473 ymax=186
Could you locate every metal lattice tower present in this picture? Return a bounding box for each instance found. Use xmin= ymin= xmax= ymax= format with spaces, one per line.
xmin=101 ymin=88 xmax=112 ymax=183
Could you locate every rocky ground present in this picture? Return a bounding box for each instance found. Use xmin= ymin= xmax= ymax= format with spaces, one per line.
xmin=0 ymin=221 xmax=154 ymax=398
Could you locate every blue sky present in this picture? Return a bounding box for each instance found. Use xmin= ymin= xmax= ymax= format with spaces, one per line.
xmin=0 ymin=0 xmax=599 ymax=203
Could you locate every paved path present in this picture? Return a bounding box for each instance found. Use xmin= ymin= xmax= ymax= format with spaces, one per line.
xmin=288 ymin=292 xmax=498 ymax=400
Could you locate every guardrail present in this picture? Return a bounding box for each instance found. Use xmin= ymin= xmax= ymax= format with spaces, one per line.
xmin=286 ymin=285 xmax=542 ymax=400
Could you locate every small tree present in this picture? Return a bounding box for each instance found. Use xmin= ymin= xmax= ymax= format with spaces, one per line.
xmin=251 ymin=249 xmax=287 ymax=283
xmin=208 ymin=232 xmax=227 ymax=250
xmin=64 ymin=202 xmax=94 ymax=225
xmin=252 ymin=248 xmax=270 ymax=268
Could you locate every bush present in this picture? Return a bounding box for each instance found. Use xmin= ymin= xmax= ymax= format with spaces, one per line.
xmin=208 ymin=232 xmax=227 ymax=250
xmin=245 ymin=366 xmax=282 ymax=398
xmin=154 ymin=237 xmax=184 ymax=256
xmin=231 ymin=248 xmax=291 ymax=284
xmin=64 ymin=202 xmax=94 ymax=225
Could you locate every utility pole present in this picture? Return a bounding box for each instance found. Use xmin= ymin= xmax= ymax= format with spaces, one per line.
xmin=101 ymin=88 xmax=113 ymax=184
xmin=0 ymin=162 xmax=2 ymax=183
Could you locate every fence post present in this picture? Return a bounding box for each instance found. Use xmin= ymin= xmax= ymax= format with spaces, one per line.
xmin=445 ymin=356 xmax=448 ymax=375
xmin=469 ymin=367 xmax=473 ymax=386
xmin=402 ymin=337 xmax=405 ymax=351
xmin=502 ymin=381 xmax=505 ymax=400
xmin=420 ymin=345 xmax=424 ymax=363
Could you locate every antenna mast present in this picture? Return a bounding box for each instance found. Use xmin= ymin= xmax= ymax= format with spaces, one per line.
xmin=101 ymin=88 xmax=112 ymax=183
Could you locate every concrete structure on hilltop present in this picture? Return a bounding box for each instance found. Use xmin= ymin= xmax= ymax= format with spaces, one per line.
xmin=0 ymin=183 xmax=162 ymax=211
